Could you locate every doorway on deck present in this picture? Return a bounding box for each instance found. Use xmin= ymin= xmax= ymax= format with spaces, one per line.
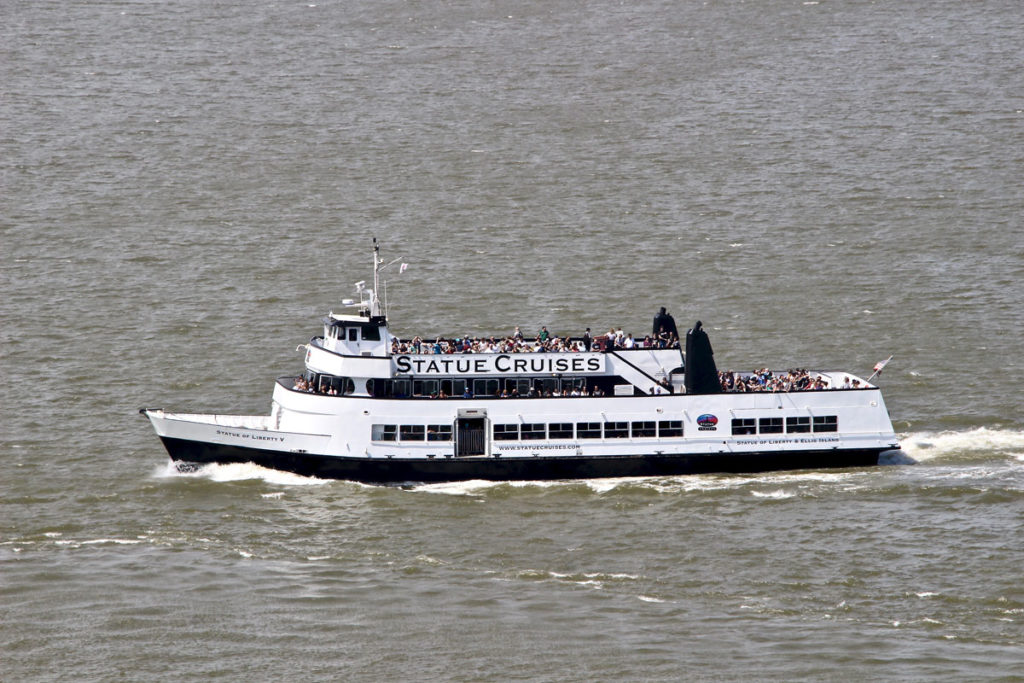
xmin=455 ymin=417 xmax=487 ymax=457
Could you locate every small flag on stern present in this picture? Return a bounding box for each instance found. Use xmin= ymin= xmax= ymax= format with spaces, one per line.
xmin=868 ymin=355 xmax=893 ymax=381
xmin=399 ymin=263 xmax=409 ymax=274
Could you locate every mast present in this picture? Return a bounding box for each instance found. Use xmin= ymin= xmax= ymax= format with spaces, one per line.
xmin=371 ymin=238 xmax=383 ymax=318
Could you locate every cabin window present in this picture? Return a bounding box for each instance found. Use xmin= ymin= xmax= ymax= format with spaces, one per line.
xmin=786 ymin=417 xmax=811 ymax=433
xmin=372 ymin=424 xmax=397 ymax=441
xmin=413 ymin=379 xmax=439 ymax=397
xmin=473 ymin=379 xmax=500 ymax=397
xmin=549 ymin=423 xmax=574 ymax=439
xmin=439 ymin=379 xmax=467 ymax=397
xmin=605 ymin=422 xmax=629 ymax=439
xmin=659 ymin=421 xmax=684 ymax=437
xmin=631 ymin=421 xmax=656 ymax=438
xmin=427 ymin=424 xmax=452 ymax=441
xmin=363 ymin=326 xmax=381 ymax=341
xmin=505 ymin=378 xmax=532 ymax=396
xmin=400 ymin=425 xmax=425 ymax=441
xmin=731 ymin=418 xmax=756 ymax=435
xmin=521 ymin=423 xmax=546 ymax=440
xmin=348 ymin=328 xmax=358 ymax=342
xmin=759 ymin=417 xmax=783 ymax=434
xmin=577 ymin=422 xmax=602 ymax=439
xmin=813 ymin=416 xmax=838 ymax=432
xmin=391 ymin=379 xmax=411 ymax=398
xmin=493 ymin=424 xmax=518 ymax=441
xmin=534 ymin=378 xmax=559 ymax=397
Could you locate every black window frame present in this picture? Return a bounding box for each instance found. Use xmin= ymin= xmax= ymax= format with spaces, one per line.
xmin=400 ymin=424 xmax=426 ymax=441
xmin=493 ymin=424 xmax=519 ymax=441
xmin=521 ymin=423 xmax=546 ymax=440
xmin=631 ymin=421 xmax=656 ymax=438
xmin=787 ymin=416 xmax=811 ymax=433
xmin=372 ymin=424 xmax=398 ymax=442
xmin=813 ymin=416 xmax=838 ymax=432
xmin=577 ymin=422 xmax=602 ymax=439
xmin=731 ymin=418 xmax=756 ymax=435
xmin=427 ymin=424 xmax=452 ymax=441
xmin=548 ymin=423 xmax=574 ymax=439
xmin=605 ymin=422 xmax=629 ymax=439
xmin=659 ymin=420 xmax=684 ymax=437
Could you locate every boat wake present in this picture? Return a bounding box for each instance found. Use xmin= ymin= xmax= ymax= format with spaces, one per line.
xmin=898 ymin=427 xmax=1024 ymax=463
xmin=152 ymin=460 xmax=330 ymax=486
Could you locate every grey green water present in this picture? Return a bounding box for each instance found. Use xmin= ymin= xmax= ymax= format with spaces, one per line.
xmin=2 ymin=0 xmax=1022 ymax=679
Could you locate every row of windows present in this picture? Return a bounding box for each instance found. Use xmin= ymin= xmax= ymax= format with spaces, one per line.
xmin=731 ymin=416 xmax=838 ymax=435
xmin=371 ymin=424 xmax=453 ymax=442
xmin=370 ymin=421 xmax=685 ymax=443
xmin=494 ymin=420 xmax=683 ymax=440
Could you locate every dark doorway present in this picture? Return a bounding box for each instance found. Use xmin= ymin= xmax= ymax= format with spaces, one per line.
xmin=456 ymin=418 xmax=487 ymax=457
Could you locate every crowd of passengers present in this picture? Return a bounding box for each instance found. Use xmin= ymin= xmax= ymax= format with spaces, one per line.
xmin=390 ymin=326 xmax=680 ymax=355
xmin=719 ymin=369 xmax=866 ymax=392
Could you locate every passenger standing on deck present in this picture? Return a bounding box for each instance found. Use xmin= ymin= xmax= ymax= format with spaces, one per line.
xmin=583 ymin=327 xmax=592 ymax=351
xmin=539 ymin=326 xmax=550 ymax=342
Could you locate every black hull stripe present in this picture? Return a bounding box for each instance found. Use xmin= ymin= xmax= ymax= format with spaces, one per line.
xmin=158 ymin=437 xmax=882 ymax=485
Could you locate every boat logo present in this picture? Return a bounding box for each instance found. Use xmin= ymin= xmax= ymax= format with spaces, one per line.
xmin=696 ymin=414 xmax=719 ymax=431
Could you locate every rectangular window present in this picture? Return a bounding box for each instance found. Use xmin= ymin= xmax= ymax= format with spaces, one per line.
xmin=521 ymin=423 xmax=546 ymax=440
xmin=391 ymin=379 xmax=411 ymax=398
xmin=400 ymin=425 xmax=425 ymax=441
xmin=506 ymin=378 xmax=532 ymax=396
xmin=759 ymin=417 xmax=783 ymax=434
xmin=605 ymin=422 xmax=629 ymax=439
xmin=549 ymin=423 xmax=574 ymax=439
xmin=473 ymin=378 xmax=499 ymax=397
xmin=659 ymin=421 xmax=684 ymax=437
xmin=631 ymin=421 xmax=656 ymax=438
xmin=787 ymin=416 xmax=811 ymax=433
xmin=732 ymin=418 xmax=756 ymax=435
xmin=362 ymin=325 xmax=381 ymax=341
xmin=412 ymin=379 xmax=439 ymax=397
xmin=427 ymin=424 xmax=452 ymax=441
xmin=577 ymin=422 xmax=602 ymax=439
xmin=372 ymin=424 xmax=397 ymax=441
xmin=535 ymin=378 xmax=559 ymax=396
xmin=493 ymin=424 xmax=519 ymax=441
xmin=813 ymin=416 xmax=838 ymax=432
xmin=439 ymin=379 xmax=467 ymax=398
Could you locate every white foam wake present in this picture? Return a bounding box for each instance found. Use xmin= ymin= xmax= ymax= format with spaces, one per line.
xmin=898 ymin=427 xmax=1024 ymax=462
xmin=152 ymin=460 xmax=329 ymax=486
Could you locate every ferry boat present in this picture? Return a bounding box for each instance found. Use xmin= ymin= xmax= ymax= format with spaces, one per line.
xmin=141 ymin=241 xmax=903 ymax=484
